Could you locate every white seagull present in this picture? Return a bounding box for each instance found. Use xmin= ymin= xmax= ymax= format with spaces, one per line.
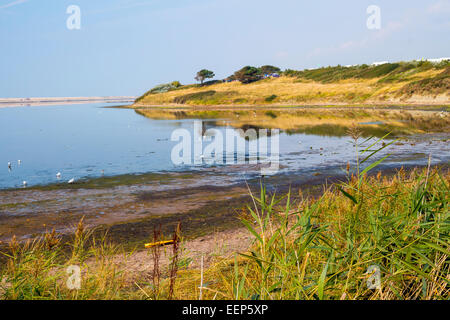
xmin=68 ymin=178 xmax=75 ymax=184
xmin=23 ymin=181 xmax=27 ymax=187
xmin=18 ymin=160 xmax=22 ymax=165
xmin=56 ymin=172 xmax=61 ymax=179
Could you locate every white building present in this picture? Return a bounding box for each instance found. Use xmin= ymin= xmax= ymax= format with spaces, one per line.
xmin=426 ymin=57 xmax=450 ymax=63
xmin=371 ymin=61 xmax=389 ymax=66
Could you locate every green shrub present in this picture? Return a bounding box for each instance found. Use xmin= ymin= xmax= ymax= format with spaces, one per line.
xmin=283 ymin=69 xmax=302 ymax=77
xmin=233 ymin=98 xmax=248 ymax=104
xmin=399 ymin=67 xmax=450 ymax=96
xmin=358 ymin=63 xmax=400 ymax=78
xmin=265 ymin=95 xmax=277 ymax=102
xmin=173 ymin=91 xmax=216 ymax=104
xmin=135 ymin=81 xmax=183 ymax=103
xmin=264 ymin=110 xmax=277 ymax=118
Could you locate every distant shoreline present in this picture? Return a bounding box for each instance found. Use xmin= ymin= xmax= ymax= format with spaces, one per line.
xmin=0 ymin=96 xmax=136 ymax=108
xmin=132 ymin=102 xmax=450 ymax=110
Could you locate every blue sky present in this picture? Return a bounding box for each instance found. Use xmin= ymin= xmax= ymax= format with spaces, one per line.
xmin=0 ymin=0 xmax=449 ymax=97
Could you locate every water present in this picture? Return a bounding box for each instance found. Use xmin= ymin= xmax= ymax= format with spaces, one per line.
xmin=0 ymin=103 xmax=449 ymax=189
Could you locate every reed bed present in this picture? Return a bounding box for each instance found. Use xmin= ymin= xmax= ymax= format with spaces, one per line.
xmin=171 ymin=132 xmax=449 ymax=300
xmin=197 ymin=166 xmax=449 ymax=300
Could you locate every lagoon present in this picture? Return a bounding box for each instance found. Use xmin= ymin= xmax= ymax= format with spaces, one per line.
xmin=0 ymin=103 xmax=449 ymax=190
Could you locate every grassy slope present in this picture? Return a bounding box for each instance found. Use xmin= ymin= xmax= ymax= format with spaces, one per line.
xmin=134 ymin=62 xmax=450 ymax=106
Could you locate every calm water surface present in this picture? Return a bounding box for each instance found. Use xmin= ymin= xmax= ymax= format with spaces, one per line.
xmin=0 ymin=103 xmax=448 ymax=189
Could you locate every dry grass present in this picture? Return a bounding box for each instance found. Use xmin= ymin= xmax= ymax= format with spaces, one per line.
xmin=135 ymin=69 xmax=448 ymax=106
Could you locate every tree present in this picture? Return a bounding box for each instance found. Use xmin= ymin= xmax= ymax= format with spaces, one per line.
xmin=195 ymin=69 xmax=215 ymax=84
xmin=260 ymin=65 xmax=281 ymax=75
xmin=233 ymin=66 xmax=262 ymax=84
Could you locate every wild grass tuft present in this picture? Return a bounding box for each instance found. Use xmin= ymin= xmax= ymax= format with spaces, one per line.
xmin=210 ymin=134 xmax=449 ymax=300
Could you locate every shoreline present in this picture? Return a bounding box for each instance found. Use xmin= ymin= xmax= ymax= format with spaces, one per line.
xmin=130 ymin=103 xmax=450 ymax=114
xmin=132 ymin=102 xmax=450 ymax=110
xmin=1 ymin=162 xmax=448 ymax=250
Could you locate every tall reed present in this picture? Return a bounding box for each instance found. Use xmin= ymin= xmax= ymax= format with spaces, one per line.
xmin=225 ymin=133 xmax=449 ymax=300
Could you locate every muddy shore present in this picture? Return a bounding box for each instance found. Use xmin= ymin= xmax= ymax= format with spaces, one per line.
xmin=1 ymin=163 xmax=447 ymax=253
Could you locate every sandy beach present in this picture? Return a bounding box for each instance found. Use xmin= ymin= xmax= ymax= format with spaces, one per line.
xmin=0 ymin=96 xmax=136 ymax=108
